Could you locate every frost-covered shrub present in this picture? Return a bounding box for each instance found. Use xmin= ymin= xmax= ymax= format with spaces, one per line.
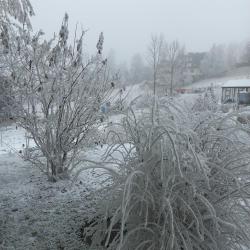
xmin=192 ymin=88 xmax=218 ymax=113
xmin=82 ymin=97 xmax=250 ymax=250
xmin=0 ymin=76 xmax=14 ymax=121
xmin=2 ymin=14 xmax=114 ymax=181
xmin=0 ymin=0 xmax=34 ymax=29
xmin=221 ymin=104 xmax=231 ymax=113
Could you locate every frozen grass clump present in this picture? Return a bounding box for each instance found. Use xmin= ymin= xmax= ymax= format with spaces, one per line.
xmin=82 ymin=97 xmax=250 ymax=250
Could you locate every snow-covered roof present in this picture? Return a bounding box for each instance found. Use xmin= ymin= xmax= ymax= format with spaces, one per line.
xmin=222 ymin=79 xmax=250 ymax=88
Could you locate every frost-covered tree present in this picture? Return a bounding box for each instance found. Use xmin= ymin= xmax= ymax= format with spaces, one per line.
xmin=0 ymin=0 xmax=34 ymax=120
xmin=106 ymin=48 xmax=118 ymax=78
xmin=117 ymin=61 xmax=130 ymax=86
xmin=129 ymin=53 xmax=147 ymax=84
xmin=3 ymin=14 xmax=113 ymax=181
xmin=225 ymin=43 xmax=239 ymax=70
xmin=147 ymin=34 xmax=164 ymax=95
xmin=200 ymin=44 xmax=227 ymax=78
xmin=241 ymin=40 xmax=250 ymax=65
xmin=0 ymin=0 xmax=34 ymax=29
xmin=0 ymin=76 xmax=13 ymax=120
xmin=160 ymin=40 xmax=186 ymax=95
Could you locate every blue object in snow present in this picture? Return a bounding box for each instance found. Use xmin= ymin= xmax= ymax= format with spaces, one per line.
xmin=101 ymin=103 xmax=110 ymax=113
xmin=101 ymin=105 xmax=106 ymax=113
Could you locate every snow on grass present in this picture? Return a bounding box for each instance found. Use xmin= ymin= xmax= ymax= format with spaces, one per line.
xmin=0 ymin=125 xmax=107 ymax=249
xmin=0 ymin=125 xmax=36 ymax=155
xmin=0 ymin=151 xmax=108 ymax=249
xmin=1 ymin=75 xmax=248 ymax=249
xmin=0 ymin=152 xmax=100 ymax=249
xmin=0 ymin=121 xmax=132 ymax=249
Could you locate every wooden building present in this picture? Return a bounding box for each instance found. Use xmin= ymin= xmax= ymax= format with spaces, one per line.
xmin=221 ymin=79 xmax=250 ymax=104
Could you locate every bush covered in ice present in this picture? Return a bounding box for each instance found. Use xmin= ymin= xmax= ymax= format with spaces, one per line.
xmin=81 ymin=97 xmax=250 ymax=250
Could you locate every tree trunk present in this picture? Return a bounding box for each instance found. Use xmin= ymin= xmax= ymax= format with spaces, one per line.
xmin=170 ymin=68 xmax=174 ymax=96
xmin=49 ymin=161 xmax=57 ymax=182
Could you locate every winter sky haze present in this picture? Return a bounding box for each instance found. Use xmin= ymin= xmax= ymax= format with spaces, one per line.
xmin=31 ymin=0 xmax=250 ymax=62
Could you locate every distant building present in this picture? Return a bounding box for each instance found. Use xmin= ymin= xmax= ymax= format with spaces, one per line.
xmin=221 ymin=79 xmax=250 ymax=104
xmin=184 ymin=52 xmax=206 ymax=83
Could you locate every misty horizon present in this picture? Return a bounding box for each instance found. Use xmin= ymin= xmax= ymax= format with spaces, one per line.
xmin=31 ymin=0 xmax=250 ymax=62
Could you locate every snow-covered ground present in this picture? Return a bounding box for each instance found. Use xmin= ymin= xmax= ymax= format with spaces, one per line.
xmin=0 ymin=72 xmax=249 ymax=249
xmin=0 ymin=125 xmax=31 ymax=155
xmin=119 ymin=74 xmax=246 ymax=108
xmin=0 ymin=83 xmax=196 ymax=250
xmin=0 ymin=125 xmax=108 ymax=249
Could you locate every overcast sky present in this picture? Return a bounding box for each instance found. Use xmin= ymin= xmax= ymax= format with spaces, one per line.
xmin=31 ymin=0 xmax=250 ymax=62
